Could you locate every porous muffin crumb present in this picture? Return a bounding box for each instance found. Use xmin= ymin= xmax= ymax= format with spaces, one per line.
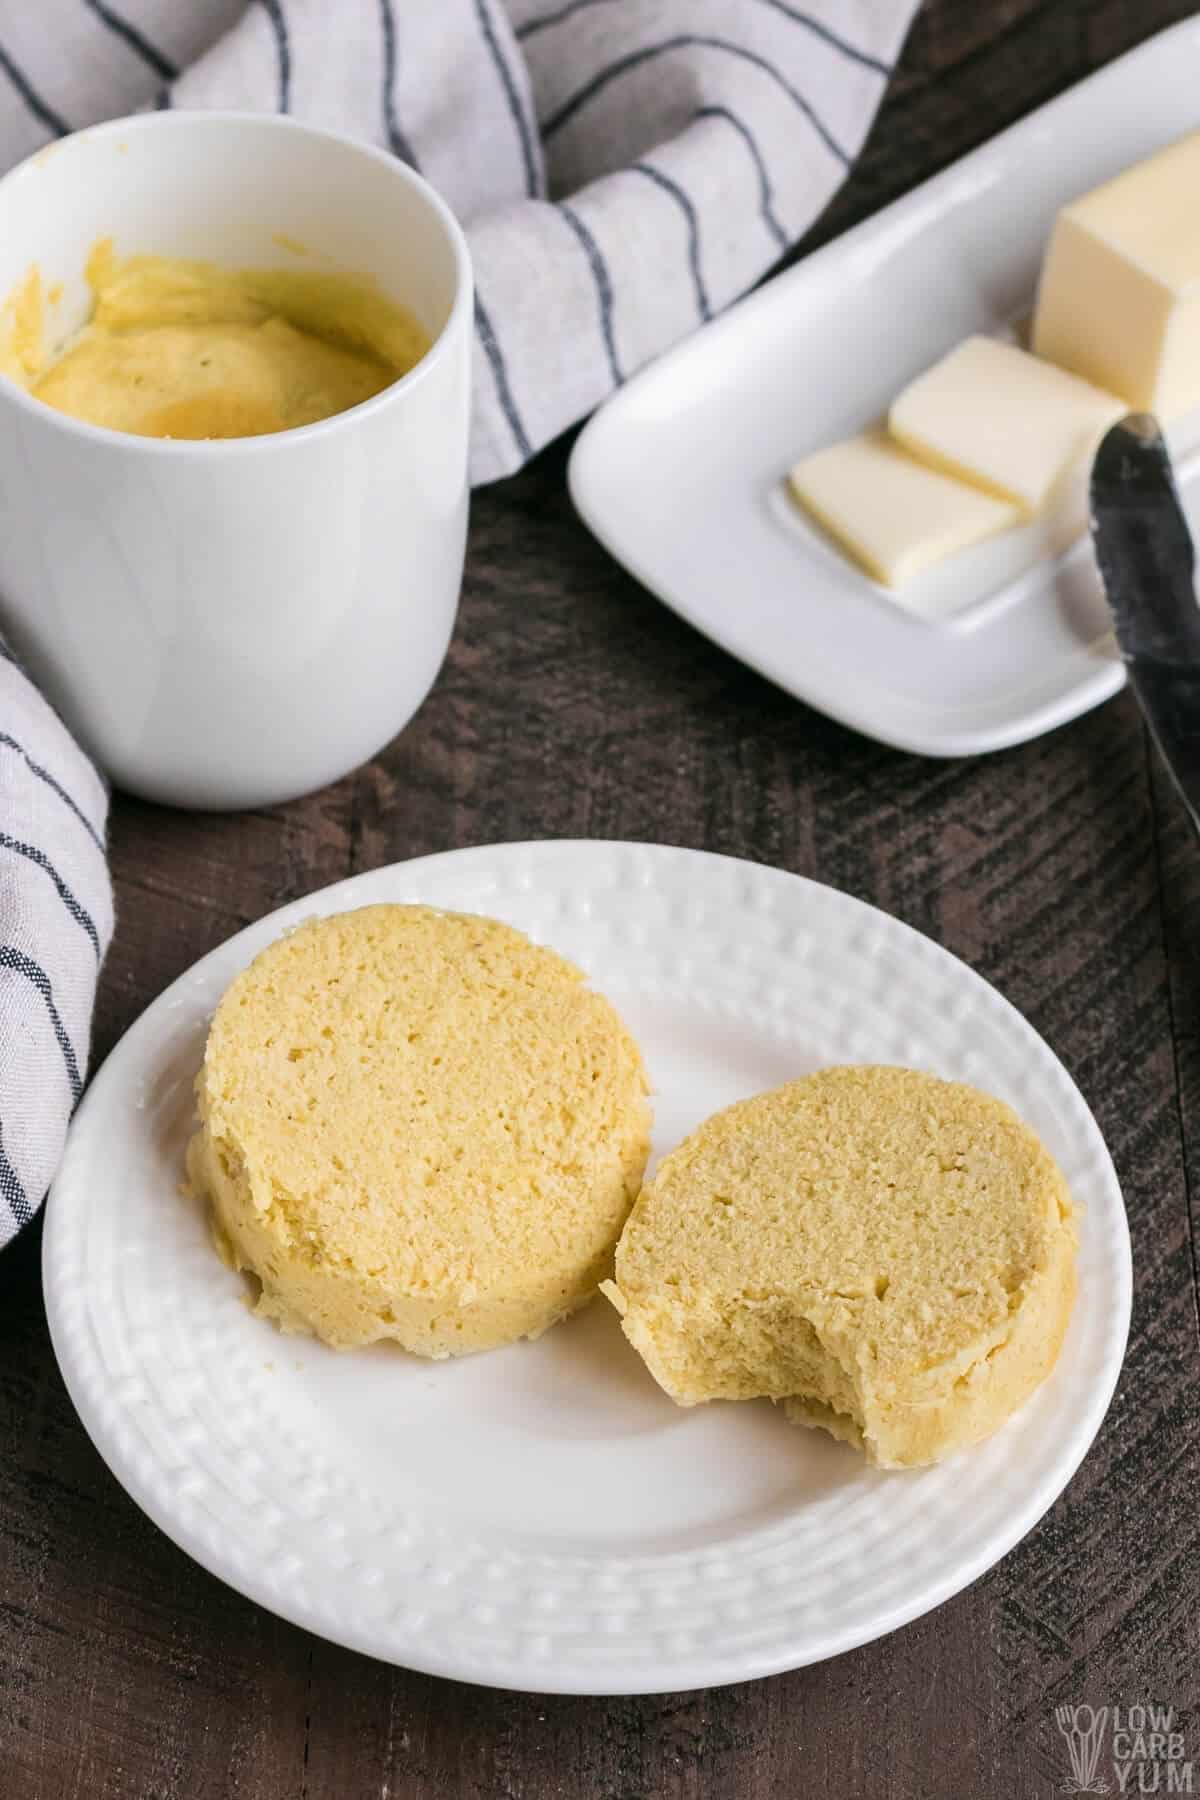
xmin=187 ymin=904 xmax=651 ymax=1356
xmin=604 ymin=1066 xmax=1077 ymax=1468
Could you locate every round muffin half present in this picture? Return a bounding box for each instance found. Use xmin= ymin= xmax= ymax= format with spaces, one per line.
xmin=603 ymin=1065 xmax=1078 ymax=1468
xmin=187 ymin=904 xmax=652 ymax=1356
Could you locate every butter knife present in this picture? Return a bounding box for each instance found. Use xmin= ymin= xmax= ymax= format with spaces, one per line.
xmin=1090 ymin=413 xmax=1200 ymax=834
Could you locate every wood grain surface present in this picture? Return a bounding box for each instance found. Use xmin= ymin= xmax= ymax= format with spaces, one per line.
xmin=4 ymin=3 xmax=1200 ymax=1795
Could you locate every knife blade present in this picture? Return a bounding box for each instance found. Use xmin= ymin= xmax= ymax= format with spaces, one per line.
xmin=1090 ymin=412 xmax=1200 ymax=834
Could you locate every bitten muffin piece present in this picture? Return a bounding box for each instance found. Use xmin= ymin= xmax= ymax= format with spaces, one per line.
xmin=187 ymin=904 xmax=651 ymax=1356
xmin=603 ymin=1066 xmax=1077 ymax=1468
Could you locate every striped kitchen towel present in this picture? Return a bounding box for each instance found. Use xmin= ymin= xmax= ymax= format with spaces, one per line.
xmin=0 ymin=0 xmax=918 ymax=483
xmin=0 ymin=647 xmax=112 ymax=1250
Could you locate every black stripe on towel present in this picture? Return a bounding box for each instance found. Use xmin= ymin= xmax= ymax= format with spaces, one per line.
xmin=519 ymin=0 xmax=889 ymax=74
xmin=629 ymin=163 xmax=710 ymax=321
xmin=693 ymin=104 xmax=788 ymax=251
xmin=0 ymin=42 xmax=69 ymax=136
xmin=378 ymin=0 xmax=419 ymax=166
xmin=558 ymin=204 xmax=622 ymax=385
xmin=473 ymin=0 xmax=539 ymax=198
xmin=81 ymin=0 xmax=178 ymax=81
xmin=543 ymin=34 xmax=850 ymax=167
xmin=0 ymin=832 xmax=102 ymax=959
xmin=0 ymin=945 xmax=83 ymax=1104
xmin=474 ymin=293 xmax=533 ymax=460
xmin=0 ymin=734 xmax=105 ymax=853
xmin=0 ymin=1120 xmax=32 ymax=1228
xmin=759 ymin=0 xmax=890 ymax=75
xmin=255 ymin=0 xmax=291 ymax=112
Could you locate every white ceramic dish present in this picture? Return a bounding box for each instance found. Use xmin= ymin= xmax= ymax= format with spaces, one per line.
xmin=44 ymin=841 xmax=1130 ymax=1694
xmin=569 ymin=20 xmax=1200 ymax=757
xmin=0 ymin=113 xmax=471 ymax=810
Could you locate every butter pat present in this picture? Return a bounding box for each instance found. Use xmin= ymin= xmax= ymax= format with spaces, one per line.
xmin=889 ymin=335 xmax=1123 ymax=517
xmin=1033 ymin=133 xmax=1200 ymax=418
xmin=788 ymin=430 xmax=1018 ymax=588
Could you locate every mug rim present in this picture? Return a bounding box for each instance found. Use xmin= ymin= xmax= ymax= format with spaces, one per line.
xmin=0 ymin=109 xmax=474 ymax=457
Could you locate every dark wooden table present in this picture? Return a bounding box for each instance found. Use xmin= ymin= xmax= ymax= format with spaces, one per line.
xmin=5 ymin=4 xmax=1200 ymax=1795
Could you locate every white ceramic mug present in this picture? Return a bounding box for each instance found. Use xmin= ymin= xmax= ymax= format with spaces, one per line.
xmin=0 ymin=113 xmax=472 ymax=811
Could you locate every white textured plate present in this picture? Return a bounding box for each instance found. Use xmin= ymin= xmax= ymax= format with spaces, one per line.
xmin=569 ymin=20 xmax=1200 ymax=757
xmin=44 ymin=842 xmax=1129 ymax=1693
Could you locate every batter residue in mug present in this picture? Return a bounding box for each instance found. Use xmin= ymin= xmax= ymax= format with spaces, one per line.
xmin=3 ymin=238 xmax=429 ymax=439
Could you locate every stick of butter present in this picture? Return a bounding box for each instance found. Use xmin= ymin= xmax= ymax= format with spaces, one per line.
xmin=888 ymin=335 xmax=1123 ymax=517
xmin=1033 ymin=132 xmax=1200 ymax=419
xmin=787 ymin=430 xmax=1018 ymax=589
